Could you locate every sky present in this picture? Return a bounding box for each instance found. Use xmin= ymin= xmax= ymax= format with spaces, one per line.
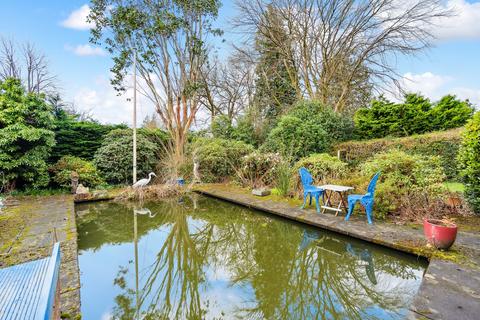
xmin=0 ymin=0 xmax=479 ymax=125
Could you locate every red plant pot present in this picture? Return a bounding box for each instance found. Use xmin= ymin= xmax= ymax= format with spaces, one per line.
xmin=423 ymin=219 xmax=458 ymax=250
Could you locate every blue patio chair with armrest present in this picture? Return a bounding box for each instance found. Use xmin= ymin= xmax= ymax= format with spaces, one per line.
xmin=299 ymin=167 xmax=324 ymax=213
xmin=345 ymin=172 xmax=381 ymax=224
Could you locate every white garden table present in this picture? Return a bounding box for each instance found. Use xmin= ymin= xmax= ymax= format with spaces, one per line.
xmin=318 ymin=184 xmax=354 ymax=215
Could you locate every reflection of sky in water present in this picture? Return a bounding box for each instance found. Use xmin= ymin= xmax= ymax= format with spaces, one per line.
xmin=77 ymin=197 xmax=427 ymax=320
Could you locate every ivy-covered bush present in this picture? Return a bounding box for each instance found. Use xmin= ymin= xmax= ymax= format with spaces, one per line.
xmin=334 ymin=128 xmax=462 ymax=180
xmin=458 ymin=112 xmax=480 ymax=214
xmin=0 ymin=78 xmax=55 ymax=189
xmin=236 ymin=152 xmax=282 ymax=188
xmin=93 ymin=129 xmax=161 ymax=184
xmin=293 ymin=153 xmax=348 ymax=188
xmin=354 ymin=94 xmax=473 ymax=139
xmin=262 ymin=100 xmax=354 ymax=160
xmin=187 ymin=138 xmax=254 ymax=183
xmin=361 ymin=149 xmax=446 ymax=218
xmin=50 ymin=156 xmax=104 ymax=188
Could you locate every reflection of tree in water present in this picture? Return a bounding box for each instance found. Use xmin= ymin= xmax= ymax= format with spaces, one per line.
xmin=79 ymin=196 xmax=425 ymax=320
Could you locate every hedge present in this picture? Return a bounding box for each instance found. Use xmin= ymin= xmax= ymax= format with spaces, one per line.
xmin=333 ymin=128 xmax=463 ymax=179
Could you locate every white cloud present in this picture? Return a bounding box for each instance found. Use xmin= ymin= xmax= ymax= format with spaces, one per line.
xmin=451 ymin=87 xmax=480 ymax=107
xmin=385 ymin=71 xmax=480 ymax=108
xmin=65 ymin=44 xmax=106 ymax=56
xmin=433 ymin=0 xmax=480 ymax=41
xmin=399 ymin=72 xmax=452 ymax=99
xmin=72 ymin=75 xmax=156 ymax=125
xmin=61 ymin=4 xmax=93 ymax=30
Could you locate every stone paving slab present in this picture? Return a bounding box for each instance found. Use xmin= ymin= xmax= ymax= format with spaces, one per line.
xmin=195 ymin=185 xmax=480 ymax=320
xmin=0 ymin=195 xmax=81 ymax=319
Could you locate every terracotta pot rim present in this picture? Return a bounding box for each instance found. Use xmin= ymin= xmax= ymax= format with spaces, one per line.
xmin=423 ymin=218 xmax=457 ymax=229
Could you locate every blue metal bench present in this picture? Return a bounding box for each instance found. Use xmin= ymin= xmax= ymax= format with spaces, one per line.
xmin=0 ymin=243 xmax=61 ymax=320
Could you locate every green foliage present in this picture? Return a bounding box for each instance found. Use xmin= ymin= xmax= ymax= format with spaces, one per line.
xmin=93 ymin=129 xmax=163 ymax=185
xmin=188 ymin=138 xmax=254 ymax=183
xmin=50 ymin=156 xmax=104 ymax=188
xmin=275 ymin=160 xmax=292 ymax=196
xmin=430 ymin=95 xmax=475 ymax=131
xmin=354 ymin=94 xmax=473 ymax=139
xmin=0 ymin=78 xmax=55 ymax=189
xmin=334 ymin=128 xmax=463 ymax=180
xmin=236 ymin=151 xmax=282 ymax=188
xmin=458 ymin=112 xmax=480 ymax=214
xmin=294 ymin=153 xmax=348 ymax=186
xmin=211 ymin=114 xmax=259 ymax=146
xmin=51 ymin=116 xmax=127 ymax=162
xmin=262 ymin=100 xmax=354 ymax=159
xmin=211 ymin=115 xmax=235 ymax=140
xmin=361 ymin=149 xmax=446 ymax=218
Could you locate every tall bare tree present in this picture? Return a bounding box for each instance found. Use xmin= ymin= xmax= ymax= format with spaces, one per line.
xmin=0 ymin=38 xmax=56 ymax=94
xmin=199 ymin=52 xmax=256 ymax=125
xmin=235 ymin=0 xmax=450 ymax=113
xmin=89 ymin=0 xmax=221 ymax=178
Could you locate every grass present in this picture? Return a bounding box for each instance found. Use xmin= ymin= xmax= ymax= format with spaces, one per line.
xmin=443 ymin=181 xmax=465 ymax=193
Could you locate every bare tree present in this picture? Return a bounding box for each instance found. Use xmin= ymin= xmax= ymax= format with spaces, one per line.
xmin=235 ymin=0 xmax=450 ymax=113
xmin=199 ymin=52 xmax=256 ymax=125
xmin=0 ymin=38 xmax=57 ymax=94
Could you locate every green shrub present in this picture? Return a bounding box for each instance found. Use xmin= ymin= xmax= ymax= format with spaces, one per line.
xmin=334 ymin=128 xmax=462 ymax=180
xmin=262 ymin=100 xmax=354 ymax=160
xmin=50 ymin=156 xmax=104 ymax=188
xmin=93 ymin=129 xmax=161 ymax=184
xmin=51 ymin=117 xmax=127 ymax=162
xmin=458 ymin=112 xmax=480 ymax=214
xmin=211 ymin=115 xmax=235 ymax=140
xmin=361 ymin=149 xmax=446 ymax=218
xmin=0 ymin=78 xmax=55 ymax=189
xmin=429 ymin=95 xmax=475 ymax=131
xmin=236 ymin=151 xmax=282 ymax=188
xmin=188 ymin=138 xmax=254 ymax=183
xmin=211 ymin=114 xmax=259 ymax=146
xmin=293 ymin=153 xmax=348 ymax=189
xmin=354 ymin=94 xmax=473 ymax=139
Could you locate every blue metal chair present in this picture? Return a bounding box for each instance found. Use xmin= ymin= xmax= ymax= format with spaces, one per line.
xmin=299 ymin=167 xmax=324 ymax=213
xmin=345 ymin=172 xmax=381 ymax=224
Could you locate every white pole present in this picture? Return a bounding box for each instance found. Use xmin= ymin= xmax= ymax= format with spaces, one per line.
xmin=133 ymin=51 xmax=137 ymax=184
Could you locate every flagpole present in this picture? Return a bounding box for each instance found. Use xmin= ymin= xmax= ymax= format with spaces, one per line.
xmin=133 ymin=50 xmax=137 ymax=184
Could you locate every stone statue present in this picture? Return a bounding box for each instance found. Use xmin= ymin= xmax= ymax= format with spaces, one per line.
xmin=193 ymin=152 xmax=200 ymax=183
xmin=70 ymin=171 xmax=79 ymax=194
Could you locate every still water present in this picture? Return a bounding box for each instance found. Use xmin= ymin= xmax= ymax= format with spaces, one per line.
xmin=76 ymin=194 xmax=427 ymax=320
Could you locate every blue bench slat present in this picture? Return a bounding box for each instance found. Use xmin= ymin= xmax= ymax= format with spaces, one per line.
xmin=0 ymin=243 xmax=61 ymax=320
xmin=1 ymin=259 xmax=49 ymax=320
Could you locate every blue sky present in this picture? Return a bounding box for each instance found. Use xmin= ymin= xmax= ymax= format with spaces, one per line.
xmin=0 ymin=0 xmax=479 ymax=124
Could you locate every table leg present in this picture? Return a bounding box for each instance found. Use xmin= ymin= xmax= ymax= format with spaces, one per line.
xmin=321 ymin=190 xmax=332 ymax=214
xmin=335 ymin=191 xmax=343 ymax=216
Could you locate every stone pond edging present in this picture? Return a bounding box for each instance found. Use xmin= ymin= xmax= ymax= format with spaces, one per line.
xmin=195 ymin=185 xmax=480 ymax=320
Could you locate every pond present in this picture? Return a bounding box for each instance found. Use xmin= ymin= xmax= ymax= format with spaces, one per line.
xmin=76 ymin=194 xmax=427 ymax=320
